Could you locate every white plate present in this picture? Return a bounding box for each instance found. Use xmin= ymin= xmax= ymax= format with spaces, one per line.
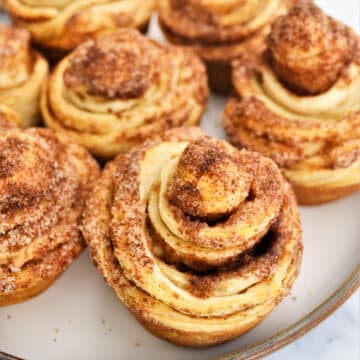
xmin=0 ymin=1 xmax=359 ymax=359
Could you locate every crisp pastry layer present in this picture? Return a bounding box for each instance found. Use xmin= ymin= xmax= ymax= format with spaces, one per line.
xmin=223 ymin=3 xmax=360 ymax=204
xmin=41 ymin=29 xmax=209 ymax=159
xmin=4 ymin=0 xmax=156 ymax=54
xmin=0 ymin=126 xmax=99 ymax=306
xmin=82 ymin=127 xmax=302 ymax=347
xmin=0 ymin=24 xmax=48 ymax=127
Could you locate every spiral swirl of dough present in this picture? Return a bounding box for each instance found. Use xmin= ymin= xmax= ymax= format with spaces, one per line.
xmin=224 ymin=3 xmax=360 ymax=204
xmin=41 ymin=29 xmax=209 ymax=159
xmin=0 ymin=126 xmax=99 ymax=306
xmin=0 ymin=24 xmax=48 ymax=127
xmin=82 ymin=127 xmax=302 ymax=347
xmin=4 ymin=0 xmax=156 ymax=54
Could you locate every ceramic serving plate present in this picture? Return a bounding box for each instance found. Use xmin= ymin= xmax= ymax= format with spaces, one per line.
xmin=0 ymin=1 xmax=359 ymax=359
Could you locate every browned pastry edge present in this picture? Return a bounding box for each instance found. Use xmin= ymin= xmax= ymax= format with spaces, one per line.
xmin=0 ymin=277 xmax=55 ymax=306
xmin=292 ymin=182 xmax=360 ymax=205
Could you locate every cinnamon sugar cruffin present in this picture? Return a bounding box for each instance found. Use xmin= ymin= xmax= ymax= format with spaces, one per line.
xmin=223 ymin=2 xmax=360 ymax=204
xmin=0 ymin=122 xmax=99 ymax=305
xmin=82 ymin=127 xmax=302 ymax=347
xmin=4 ymin=0 xmax=156 ymax=54
xmin=41 ymin=29 xmax=209 ymax=159
xmin=158 ymin=0 xmax=299 ymax=92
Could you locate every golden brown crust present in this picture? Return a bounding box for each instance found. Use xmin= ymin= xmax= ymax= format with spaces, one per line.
xmin=82 ymin=127 xmax=302 ymax=347
xmin=4 ymin=0 xmax=156 ymax=54
xmin=224 ymin=3 xmax=360 ymax=205
xmin=0 ymin=24 xmax=48 ymax=127
xmin=41 ymin=29 xmax=209 ymax=159
xmin=158 ymin=0 xmax=299 ymax=92
xmin=0 ymin=127 xmax=99 ymax=306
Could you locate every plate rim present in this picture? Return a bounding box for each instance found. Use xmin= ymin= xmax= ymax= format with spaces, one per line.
xmin=215 ymin=265 xmax=360 ymax=360
xmin=0 ymin=267 xmax=359 ymax=360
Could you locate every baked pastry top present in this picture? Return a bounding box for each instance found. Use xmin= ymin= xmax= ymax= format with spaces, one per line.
xmin=0 ymin=24 xmax=48 ymax=127
xmin=0 ymin=125 xmax=99 ymax=306
xmin=41 ymin=29 xmax=209 ymax=159
xmin=223 ymin=2 xmax=360 ymax=204
xmin=82 ymin=127 xmax=302 ymax=347
xmin=4 ymin=0 xmax=156 ymax=54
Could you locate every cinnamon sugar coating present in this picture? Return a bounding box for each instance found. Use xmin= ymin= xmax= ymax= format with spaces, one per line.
xmin=167 ymin=137 xmax=251 ymax=220
xmin=82 ymin=127 xmax=302 ymax=346
xmin=0 ymin=126 xmax=99 ymax=305
xmin=64 ymin=31 xmax=154 ymax=100
xmin=267 ymin=2 xmax=358 ymax=94
xmin=224 ymin=2 xmax=360 ymax=205
xmin=42 ymin=29 xmax=209 ymax=159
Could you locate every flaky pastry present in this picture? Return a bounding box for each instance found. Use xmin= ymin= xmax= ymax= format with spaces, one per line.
xmin=223 ymin=3 xmax=360 ymax=204
xmin=0 ymin=126 xmax=99 ymax=306
xmin=82 ymin=127 xmax=302 ymax=347
xmin=158 ymin=0 xmax=298 ymax=92
xmin=0 ymin=104 xmax=20 ymax=129
xmin=41 ymin=29 xmax=209 ymax=159
xmin=0 ymin=24 xmax=48 ymax=127
xmin=4 ymin=0 xmax=156 ymax=57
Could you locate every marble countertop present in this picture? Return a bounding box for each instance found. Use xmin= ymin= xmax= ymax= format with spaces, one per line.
xmin=267 ymin=290 xmax=359 ymax=360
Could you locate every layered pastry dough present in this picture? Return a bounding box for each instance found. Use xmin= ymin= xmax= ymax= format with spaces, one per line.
xmin=223 ymin=3 xmax=360 ymax=205
xmin=4 ymin=0 xmax=156 ymax=56
xmin=0 ymin=105 xmax=20 ymax=129
xmin=158 ymin=0 xmax=298 ymax=92
xmin=0 ymin=126 xmax=99 ymax=306
xmin=0 ymin=24 xmax=48 ymax=127
xmin=41 ymin=29 xmax=209 ymax=159
xmin=82 ymin=127 xmax=302 ymax=347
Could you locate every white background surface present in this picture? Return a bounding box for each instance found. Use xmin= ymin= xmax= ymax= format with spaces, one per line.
xmin=0 ymin=1 xmax=359 ymax=359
